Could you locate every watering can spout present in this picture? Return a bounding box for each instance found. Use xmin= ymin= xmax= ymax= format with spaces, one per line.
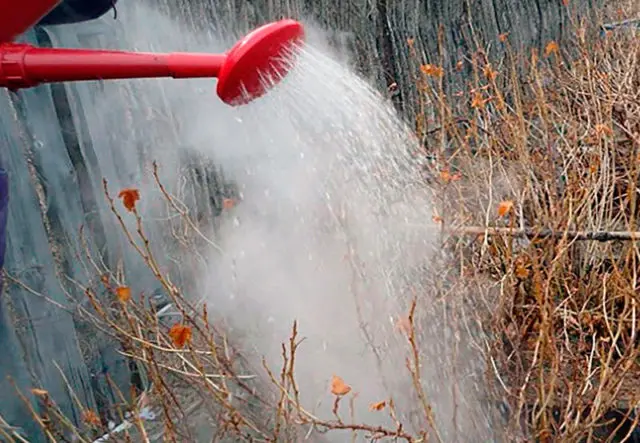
xmin=0 ymin=19 xmax=305 ymax=106
xmin=0 ymin=45 xmax=227 ymax=86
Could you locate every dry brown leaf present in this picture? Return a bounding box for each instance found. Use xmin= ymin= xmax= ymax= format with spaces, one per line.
xmin=483 ymin=63 xmax=498 ymax=81
xmin=515 ymin=264 xmax=530 ymax=279
xmin=498 ymin=32 xmax=510 ymax=42
xmin=82 ymin=409 xmax=101 ymax=427
xmin=222 ymin=198 xmax=236 ymax=210
xmin=471 ymin=91 xmax=485 ymax=109
xmin=439 ymin=168 xmax=461 ymax=184
xmin=118 ymin=188 xmax=140 ymax=212
xmin=330 ymin=375 xmax=351 ymax=396
xmin=544 ymin=41 xmax=559 ymax=57
xmin=115 ymin=286 xmax=131 ymax=303
xmin=169 ymin=323 xmax=192 ymax=348
xmin=420 ymin=64 xmax=444 ymax=78
xmin=497 ymin=200 xmax=514 ymax=217
xmin=407 ymin=37 xmax=415 ymax=47
xmin=595 ymin=124 xmax=613 ymax=138
xmin=369 ymin=400 xmax=387 ymax=411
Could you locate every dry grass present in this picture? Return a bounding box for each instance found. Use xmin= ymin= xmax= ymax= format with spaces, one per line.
xmin=1 ymin=162 xmax=443 ymax=443
xmin=417 ymin=6 xmax=640 ymax=442
xmin=2 ymin=5 xmax=640 ymax=443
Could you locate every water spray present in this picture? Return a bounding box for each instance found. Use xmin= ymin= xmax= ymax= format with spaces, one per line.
xmin=0 ymin=0 xmax=304 ymax=105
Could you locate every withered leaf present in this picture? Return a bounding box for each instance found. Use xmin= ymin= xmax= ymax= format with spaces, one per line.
xmin=497 ymin=200 xmax=514 ymax=217
xmin=483 ymin=63 xmax=498 ymax=81
xmin=471 ymin=91 xmax=485 ymax=109
xmin=82 ymin=409 xmax=101 ymax=427
xmin=169 ymin=323 xmax=193 ymax=348
xmin=420 ymin=64 xmax=444 ymax=78
xmin=118 ymin=188 xmax=140 ymax=212
xmin=330 ymin=375 xmax=351 ymax=396
xmin=515 ymin=264 xmax=530 ymax=279
xmin=115 ymin=286 xmax=131 ymax=303
xmin=594 ymin=124 xmax=613 ymax=138
xmin=222 ymin=198 xmax=236 ymax=210
xmin=544 ymin=41 xmax=559 ymax=57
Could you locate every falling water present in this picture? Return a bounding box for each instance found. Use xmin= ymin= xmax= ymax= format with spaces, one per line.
xmin=191 ymin=42 xmax=498 ymax=440
xmin=109 ymin=4 xmax=495 ymax=440
xmin=2 ymin=1 xmax=499 ymax=441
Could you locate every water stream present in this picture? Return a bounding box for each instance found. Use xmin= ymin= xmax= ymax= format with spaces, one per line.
xmin=90 ymin=3 xmax=495 ymax=440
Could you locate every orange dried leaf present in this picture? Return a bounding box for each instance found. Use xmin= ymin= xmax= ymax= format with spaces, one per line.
xmin=439 ymin=168 xmax=460 ymax=183
xmin=544 ymin=41 xmax=559 ymax=57
xmin=498 ymin=32 xmax=510 ymax=42
xmin=483 ymin=63 xmax=498 ymax=81
xmin=455 ymin=60 xmax=464 ymax=71
xmin=222 ymin=198 xmax=236 ymax=210
xmin=595 ymin=124 xmax=613 ymax=138
xmin=471 ymin=91 xmax=485 ymax=109
xmin=330 ymin=375 xmax=351 ymax=396
xmin=407 ymin=37 xmax=415 ymax=47
xmin=515 ymin=264 xmax=530 ymax=279
xmin=82 ymin=409 xmax=101 ymax=427
xmin=118 ymin=188 xmax=140 ymax=212
xmin=497 ymin=200 xmax=514 ymax=217
xmin=115 ymin=286 xmax=131 ymax=303
xmin=432 ymin=215 xmax=443 ymax=224
xmin=420 ymin=64 xmax=444 ymax=78
xmin=169 ymin=323 xmax=192 ymax=348
xmin=31 ymin=388 xmax=49 ymax=397
xmin=370 ymin=400 xmax=387 ymax=411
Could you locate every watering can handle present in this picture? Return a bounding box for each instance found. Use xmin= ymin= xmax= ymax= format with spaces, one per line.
xmin=0 ymin=0 xmax=62 ymax=43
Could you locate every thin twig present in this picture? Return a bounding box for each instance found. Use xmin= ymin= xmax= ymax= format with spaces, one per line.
xmin=450 ymin=226 xmax=640 ymax=242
